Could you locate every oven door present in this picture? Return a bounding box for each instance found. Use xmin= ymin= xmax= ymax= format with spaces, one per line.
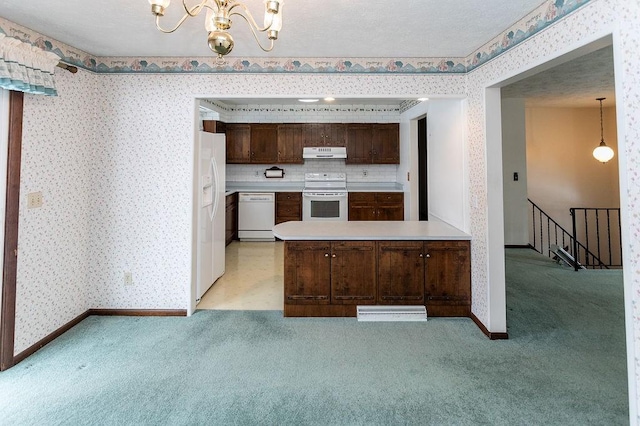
xmin=302 ymin=192 xmax=348 ymax=221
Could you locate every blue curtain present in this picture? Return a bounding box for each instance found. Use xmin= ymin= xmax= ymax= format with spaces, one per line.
xmin=0 ymin=34 xmax=60 ymax=96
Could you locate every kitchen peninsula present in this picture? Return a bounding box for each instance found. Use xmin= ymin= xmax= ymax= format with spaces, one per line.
xmin=273 ymin=221 xmax=472 ymax=318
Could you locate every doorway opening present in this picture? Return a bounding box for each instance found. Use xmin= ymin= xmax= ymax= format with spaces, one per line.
xmin=494 ymin=37 xmax=628 ymax=419
xmin=417 ymin=116 xmax=428 ymax=221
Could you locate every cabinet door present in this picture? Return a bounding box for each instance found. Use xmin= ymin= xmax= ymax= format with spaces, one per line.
xmin=275 ymin=192 xmax=302 ymax=224
xmin=348 ymin=192 xmax=377 ymax=221
xmin=376 ymin=192 xmax=404 ymax=221
xmin=424 ymin=241 xmax=471 ymax=306
xmin=324 ymin=124 xmax=346 ymax=147
xmin=303 ymin=123 xmax=323 ymax=146
xmin=284 ymin=241 xmax=331 ymax=304
xmin=372 ymin=123 xmax=400 ymax=164
xmin=225 ymin=124 xmax=251 ymax=163
xmin=345 ymin=124 xmax=373 ymax=164
xmin=331 ymin=241 xmax=376 ymax=304
xmin=377 ymin=241 xmax=424 ymax=304
xmin=250 ymin=124 xmax=278 ymax=163
xmin=277 ymin=124 xmax=304 ymax=164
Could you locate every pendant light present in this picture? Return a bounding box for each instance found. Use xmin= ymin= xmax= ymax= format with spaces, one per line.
xmin=592 ymin=97 xmax=614 ymax=163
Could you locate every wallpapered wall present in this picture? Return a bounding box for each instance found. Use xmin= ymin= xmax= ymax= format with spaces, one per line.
xmin=15 ymin=70 xmax=96 ymax=353
xmin=10 ymin=2 xmax=640 ymax=415
xmin=464 ymin=0 xmax=640 ymax=413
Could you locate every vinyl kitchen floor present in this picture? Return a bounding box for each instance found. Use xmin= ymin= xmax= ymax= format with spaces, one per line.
xmin=197 ymin=241 xmax=284 ymax=310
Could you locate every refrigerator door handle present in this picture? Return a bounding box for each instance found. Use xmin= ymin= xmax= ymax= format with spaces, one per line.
xmin=210 ymin=156 xmax=220 ymax=221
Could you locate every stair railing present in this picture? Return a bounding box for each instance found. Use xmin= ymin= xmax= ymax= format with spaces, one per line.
xmin=528 ymin=199 xmax=608 ymax=270
xmin=570 ymin=207 xmax=622 ymax=270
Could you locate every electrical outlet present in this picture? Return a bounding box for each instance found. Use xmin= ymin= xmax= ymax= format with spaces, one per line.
xmin=362 ymin=170 xmax=368 ymax=177
xmin=124 ymin=271 xmax=133 ymax=286
xmin=27 ymin=191 xmax=43 ymax=209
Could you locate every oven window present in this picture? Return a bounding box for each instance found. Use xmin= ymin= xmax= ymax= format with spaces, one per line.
xmin=310 ymin=200 xmax=340 ymax=218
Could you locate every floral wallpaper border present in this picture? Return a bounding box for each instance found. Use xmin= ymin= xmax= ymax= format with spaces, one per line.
xmin=0 ymin=0 xmax=591 ymax=75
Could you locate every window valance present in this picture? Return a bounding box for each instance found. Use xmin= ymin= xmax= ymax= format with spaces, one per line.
xmin=0 ymin=33 xmax=60 ymax=96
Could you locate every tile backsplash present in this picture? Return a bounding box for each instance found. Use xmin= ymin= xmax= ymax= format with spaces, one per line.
xmin=227 ymin=161 xmax=397 ymax=183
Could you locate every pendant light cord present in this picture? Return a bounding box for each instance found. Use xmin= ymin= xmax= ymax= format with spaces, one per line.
xmin=599 ymin=98 xmax=604 ymax=143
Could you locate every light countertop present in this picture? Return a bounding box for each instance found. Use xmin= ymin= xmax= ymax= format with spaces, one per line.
xmin=225 ymin=181 xmax=403 ymax=196
xmin=272 ymin=220 xmax=470 ymax=241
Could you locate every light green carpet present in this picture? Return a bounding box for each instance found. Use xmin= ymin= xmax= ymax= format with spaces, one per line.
xmin=0 ymin=249 xmax=628 ymax=425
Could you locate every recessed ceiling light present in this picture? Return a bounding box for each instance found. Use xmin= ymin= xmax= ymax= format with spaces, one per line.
xmin=299 ymin=99 xmax=319 ymax=103
xmin=418 ymin=98 xmax=429 ymax=102
xmin=324 ymin=97 xmax=335 ymax=102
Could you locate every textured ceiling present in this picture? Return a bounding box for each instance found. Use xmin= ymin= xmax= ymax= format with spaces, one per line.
xmin=1 ymin=0 xmax=546 ymax=58
xmin=502 ymin=46 xmax=615 ymax=107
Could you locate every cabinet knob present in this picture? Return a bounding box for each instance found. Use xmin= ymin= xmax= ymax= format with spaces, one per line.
xmin=324 ymin=253 xmax=329 ymax=257
xmin=419 ymin=253 xmax=424 ymax=258
xmin=426 ymin=254 xmax=431 ymax=258
xmin=332 ymin=254 xmax=336 ymax=258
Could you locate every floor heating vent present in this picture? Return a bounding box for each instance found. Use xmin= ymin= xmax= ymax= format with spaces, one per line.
xmin=356 ymin=305 xmax=427 ymax=322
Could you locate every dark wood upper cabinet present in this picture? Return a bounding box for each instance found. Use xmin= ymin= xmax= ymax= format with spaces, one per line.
xmin=277 ymin=124 xmax=304 ymax=164
xmin=304 ymin=123 xmax=346 ymax=147
xmin=225 ymin=123 xmax=251 ymax=163
xmin=345 ymin=124 xmax=374 ymax=164
xmin=202 ymin=120 xmax=226 ymax=133
xmin=372 ymin=124 xmax=400 ymax=164
xmin=346 ymin=123 xmax=399 ymax=164
xmin=323 ymin=124 xmax=346 ymax=147
xmin=250 ymin=124 xmax=278 ymax=163
xmin=224 ymin=122 xmax=398 ymax=165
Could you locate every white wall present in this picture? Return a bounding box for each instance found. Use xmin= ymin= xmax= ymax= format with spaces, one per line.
xmin=526 ymin=106 xmax=620 ymax=231
xmin=501 ymin=98 xmax=529 ymax=245
xmin=427 ymin=100 xmax=468 ymax=231
xmin=400 ymin=99 xmax=468 ymax=230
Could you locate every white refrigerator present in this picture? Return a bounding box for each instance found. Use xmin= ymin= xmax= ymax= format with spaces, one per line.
xmin=196 ymin=131 xmax=226 ymax=301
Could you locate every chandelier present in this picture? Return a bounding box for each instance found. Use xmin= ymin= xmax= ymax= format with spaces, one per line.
xmin=592 ymin=97 xmax=615 ymax=164
xmin=148 ymin=0 xmax=284 ymax=60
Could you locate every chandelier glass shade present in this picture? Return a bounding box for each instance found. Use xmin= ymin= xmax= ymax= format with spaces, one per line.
xmin=592 ymin=97 xmax=614 ymax=163
xmin=148 ymin=0 xmax=283 ymax=60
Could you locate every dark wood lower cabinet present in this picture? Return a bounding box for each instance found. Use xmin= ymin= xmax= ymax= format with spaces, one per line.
xmin=275 ymin=192 xmax=302 ymax=224
xmin=283 ymin=239 xmax=471 ymax=317
xmin=377 ymin=241 xmax=424 ymax=304
xmin=349 ymin=192 xmax=404 ymax=221
xmin=225 ymin=193 xmax=237 ymax=246
xmin=331 ymin=242 xmax=377 ymax=304
xmin=284 ymin=241 xmax=331 ymax=304
xmin=425 ymin=241 xmax=471 ymax=316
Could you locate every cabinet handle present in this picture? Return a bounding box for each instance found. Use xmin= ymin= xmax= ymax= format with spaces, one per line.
xmin=332 ymin=254 xmax=336 ymax=258
xmin=324 ymin=253 xmax=329 ymax=257
xmin=426 ymin=254 xmax=431 ymax=258
xmin=419 ymin=253 xmax=424 ymax=258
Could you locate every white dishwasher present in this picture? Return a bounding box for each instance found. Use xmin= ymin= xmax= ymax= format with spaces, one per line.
xmin=238 ymin=192 xmax=276 ymax=241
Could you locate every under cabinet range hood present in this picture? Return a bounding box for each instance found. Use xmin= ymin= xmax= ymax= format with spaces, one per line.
xmin=303 ymin=147 xmax=347 ymax=159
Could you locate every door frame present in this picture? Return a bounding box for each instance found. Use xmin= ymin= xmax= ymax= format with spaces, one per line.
xmin=0 ymin=90 xmax=23 ymax=371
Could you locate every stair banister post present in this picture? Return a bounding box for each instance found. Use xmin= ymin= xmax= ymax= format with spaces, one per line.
xmin=570 ymin=208 xmax=579 ymax=271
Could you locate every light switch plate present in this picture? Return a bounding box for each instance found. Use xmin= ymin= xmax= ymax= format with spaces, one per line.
xmin=27 ymin=191 xmax=43 ymax=209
